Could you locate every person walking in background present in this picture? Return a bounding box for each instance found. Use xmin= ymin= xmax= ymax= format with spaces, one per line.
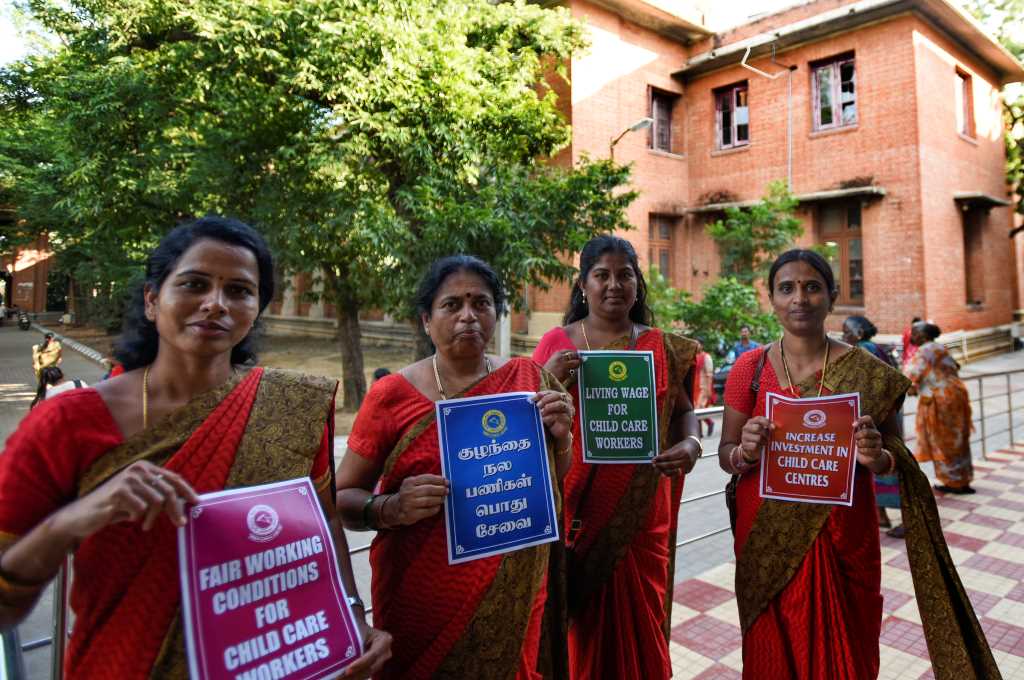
xmin=31 ymin=332 xmax=62 ymax=381
xmin=29 ymin=367 xmax=88 ymax=409
xmin=532 ymin=235 xmax=699 ymax=680
xmin=906 ymin=321 xmax=975 ymax=494
xmin=371 ymin=367 xmax=391 ymax=383
xmin=731 ymin=325 xmax=759 ymax=360
xmin=693 ymin=339 xmax=716 ymax=436
xmin=842 ymin=315 xmax=904 ymax=537
xmin=901 ymin=315 xmax=922 ymax=369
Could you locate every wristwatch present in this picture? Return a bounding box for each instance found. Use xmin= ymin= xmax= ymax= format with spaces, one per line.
xmin=346 ymin=595 xmax=365 ymax=610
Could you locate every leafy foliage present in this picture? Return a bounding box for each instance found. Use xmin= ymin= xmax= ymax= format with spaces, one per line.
xmin=1 ymin=0 xmax=635 ymax=408
xmin=705 ymin=180 xmax=803 ymax=285
xmin=647 ymin=268 xmax=780 ymax=358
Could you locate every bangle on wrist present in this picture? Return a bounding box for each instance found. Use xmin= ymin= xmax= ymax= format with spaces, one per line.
xmin=377 ymin=493 xmax=397 ymax=529
xmin=729 ymin=445 xmax=750 ymax=474
xmin=555 ymin=433 xmax=573 ymax=457
xmin=684 ymin=435 xmax=704 ymax=458
xmin=878 ymin=449 xmax=896 ymax=476
xmin=361 ymin=493 xmax=379 ymax=530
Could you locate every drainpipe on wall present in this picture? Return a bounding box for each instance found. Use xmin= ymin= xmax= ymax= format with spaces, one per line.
xmin=740 ymin=44 xmax=798 ymax=188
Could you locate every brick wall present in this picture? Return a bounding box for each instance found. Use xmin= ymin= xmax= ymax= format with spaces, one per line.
xmin=911 ymin=17 xmax=1015 ymax=332
xmin=684 ymin=15 xmax=927 ymax=333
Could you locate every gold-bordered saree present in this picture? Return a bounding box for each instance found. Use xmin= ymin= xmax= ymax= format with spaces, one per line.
xmin=533 ymin=327 xmax=697 ymax=680
xmin=50 ymin=367 xmax=335 ymax=679
xmin=363 ymin=357 xmax=567 ymax=680
xmin=733 ymin=348 xmax=999 ymax=680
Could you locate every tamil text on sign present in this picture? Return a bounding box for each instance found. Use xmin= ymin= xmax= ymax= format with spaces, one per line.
xmin=437 ymin=391 xmax=559 ymax=565
xmin=760 ymin=392 xmax=860 ymax=506
xmin=178 ymin=478 xmax=363 ymax=680
xmin=577 ymin=350 xmax=659 ymax=463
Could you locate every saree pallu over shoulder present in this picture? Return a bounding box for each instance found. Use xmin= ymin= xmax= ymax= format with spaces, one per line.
xmin=371 ymin=358 xmax=565 ymax=680
xmin=735 ymin=350 xmax=999 ymax=680
xmin=68 ymin=367 xmax=338 ymax=680
xmin=565 ymin=330 xmax=697 ymax=618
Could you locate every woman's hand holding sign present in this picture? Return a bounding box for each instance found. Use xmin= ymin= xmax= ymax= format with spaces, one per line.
xmin=737 ymin=416 xmax=775 ymax=465
xmin=60 ymin=461 xmax=199 ymax=539
xmin=653 ymin=438 xmax=701 ymax=478
xmin=853 ymin=415 xmax=895 ymax=475
xmin=342 ymin=623 xmax=393 ymax=679
xmin=542 ymin=350 xmax=581 ymax=384
xmin=381 ymin=475 xmax=450 ymax=528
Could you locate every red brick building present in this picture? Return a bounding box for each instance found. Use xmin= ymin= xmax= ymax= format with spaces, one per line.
xmin=272 ymin=0 xmax=1024 ymax=347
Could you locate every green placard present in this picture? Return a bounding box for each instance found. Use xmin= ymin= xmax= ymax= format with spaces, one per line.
xmin=577 ymin=350 xmax=659 ymax=463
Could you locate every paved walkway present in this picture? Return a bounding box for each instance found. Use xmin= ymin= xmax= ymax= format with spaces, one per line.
xmin=668 ymin=445 xmax=1024 ymax=679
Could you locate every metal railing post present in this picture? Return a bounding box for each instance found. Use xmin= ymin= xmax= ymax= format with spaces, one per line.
xmin=978 ymin=378 xmax=987 ymax=459
xmin=1008 ymin=373 xmax=1015 ymax=447
xmin=49 ymin=560 xmax=67 ymax=680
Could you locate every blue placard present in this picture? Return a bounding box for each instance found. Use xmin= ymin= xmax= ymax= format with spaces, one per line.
xmin=436 ymin=392 xmax=559 ymax=565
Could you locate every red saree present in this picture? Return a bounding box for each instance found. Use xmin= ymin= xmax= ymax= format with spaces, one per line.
xmin=725 ymin=349 xmax=882 ymax=679
xmin=532 ymin=327 xmax=696 ymax=680
xmin=726 ymin=347 xmax=999 ymax=680
xmin=348 ymin=358 xmax=563 ymax=680
xmin=0 ymin=368 xmax=337 ymax=679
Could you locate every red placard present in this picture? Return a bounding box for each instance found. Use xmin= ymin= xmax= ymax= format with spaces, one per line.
xmin=759 ymin=392 xmax=860 ymax=506
xmin=178 ymin=478 xmax=363 ymax=680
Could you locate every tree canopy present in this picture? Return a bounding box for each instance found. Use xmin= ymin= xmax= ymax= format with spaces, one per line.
xmin=1 ymin=0 xmax=636 ymax=408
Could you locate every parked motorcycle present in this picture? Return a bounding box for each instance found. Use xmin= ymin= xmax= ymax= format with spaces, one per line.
xmin=17 ymin=312 xmax=31 ymax=331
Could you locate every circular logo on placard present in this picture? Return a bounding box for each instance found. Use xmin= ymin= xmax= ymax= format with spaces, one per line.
xmin=482 ymin=409 xmax=507 ymax=437
xmin=247 ymin=504 xmax=282 ymax=543
xmin=803 ymin=409 xmax=827 ymax=429
xmin=608 ymin=361 xmax=628 ymax=382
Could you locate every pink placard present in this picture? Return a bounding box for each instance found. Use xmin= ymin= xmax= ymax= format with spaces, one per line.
xmin=178 ymin=478 xmax=362 ymax=680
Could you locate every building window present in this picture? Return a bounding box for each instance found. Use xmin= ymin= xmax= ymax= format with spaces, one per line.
xmin=818 ymin=202 xmax=863 ymax=306
xmin=650 ymin=89 xmax=678 ymax=153
xmin=715 ymin=82 xmax=749 ymax=150
xmin=963 ymin=208 xmax=985 ymax=305
xmin=648 ymin=215 xmax=676 ymax=283
xmin=955 ymin=69 xmax=975 ymax=138
xmin=812 ymin=55 xmax=856 ymax=130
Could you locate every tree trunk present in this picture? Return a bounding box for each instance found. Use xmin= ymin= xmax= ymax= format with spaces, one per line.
xmin=412 ymin=319 xmax=434 ymax=360
xmin=327 ymin=275 xmax=367 ymax=412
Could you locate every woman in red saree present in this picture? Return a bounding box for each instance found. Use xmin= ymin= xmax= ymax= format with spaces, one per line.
xmin=719 ymin=249 xmax=997 ymax=680
xmin=532 ymin=236 xmax=699 ymax=680
xmin=335 ymin=255 xmax=575 ymax=680
xmin=0 ymin=217 xmax=390 ymax=679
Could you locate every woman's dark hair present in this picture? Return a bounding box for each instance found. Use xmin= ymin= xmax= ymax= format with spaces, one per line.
xmin=41 ymin=333 xmax=54 ymax=349
xmin=767 ymin=249 xmax=837 ymax=297
xmin=414 ymin=255 xmax=507 ymax=318
xmin=30 ymin=366 xmax=64 ymax=409
xmin=563 ymin=235 xmax=654 ymax=326
xmin=914 ymin=321 xmax=941 ymax=341
xmin=844 ymin=315 xmax=878 ymax=341
xmin=114 ymin=215 xmax=275 ymax=370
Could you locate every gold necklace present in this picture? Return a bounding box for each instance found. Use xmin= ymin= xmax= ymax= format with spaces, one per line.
xmin=580 ymin=319 xmax=634 ymax=351
xmin=432 ymin=353 xmax=492 ymax=399
xmin=779 ymin=337 xmax=830 ymax=398
xmin=142 ymin=365 xmax=150 ymax=429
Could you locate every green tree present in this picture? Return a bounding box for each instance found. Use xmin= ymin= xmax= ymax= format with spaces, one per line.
xmin=1 ymin=0 xmax=635 ymax=409
xmin=647 ymin=268 xmax=780 ymax=358
xmin=705 ymin=180 xmax=803 ymax=285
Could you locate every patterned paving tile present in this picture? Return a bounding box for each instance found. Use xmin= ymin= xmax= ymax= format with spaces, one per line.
xmin=880 ymin=617 xmax=930 ymax=660
xmin=670 ymin=614 xmax=743 ymax=662
xmin=673 ymin=580 xmax=734 ymax=613
xmin=669 ymin=449 xmax=1024 ymax=679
